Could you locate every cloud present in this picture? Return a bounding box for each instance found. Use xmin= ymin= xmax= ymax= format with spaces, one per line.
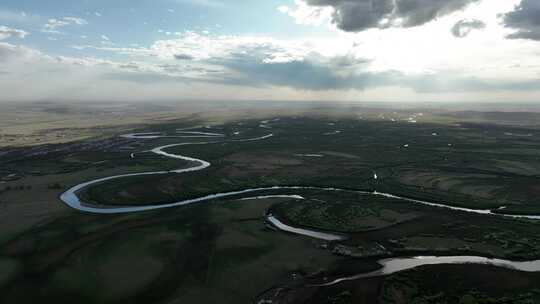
xmin=0 ymin=26 xmax=29 ymax=40
xmin=503 ymin=0 xmax=540 ymax=41
xmin=74 ymin=32 xmax=373 ymax=88
xmin=63 ymin=17 xmax=87 ymax=25
xmin=451 ymin=19 xmax=486 ymax=37
xmin=295 ymin=0 xmax=480 ymax=32
xmin=149 ymin=32 xmax=300 ymax=61
xmin=207 ymin=46 xmax=540 ymax=93
xmin=100 ymin=35 xmax=115 ymax=45
xmin=278 ymin=0 xmax=333 ymax=26
xmin=0 ymin=42 xmax=41 ymax=62
xmin=3 ymin=19 xmax=540 ymax=102
xmin=211 ymin=52 xmax=380 ymax=90
xmin=0 ymin=41 xmax=239 ymax=102
xmin=1 ymin=36 xmax=539 ymax=103
xmin=67 ymin=30 xmax=540 ymax=94
xmin=43 ymin=16 xmax=88 ymax=33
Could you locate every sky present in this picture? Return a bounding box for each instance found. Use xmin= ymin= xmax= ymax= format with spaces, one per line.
xmin=0 ymin=0 xmax=539 ymax=103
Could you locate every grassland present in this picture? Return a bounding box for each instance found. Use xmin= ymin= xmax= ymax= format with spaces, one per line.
xmin=2 ymin=109 xmax=540 ymax=303
xmin=0 ymin=197 xmax=342 ymax=304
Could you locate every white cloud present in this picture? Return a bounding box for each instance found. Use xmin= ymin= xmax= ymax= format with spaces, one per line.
xmin=43 ymin=19 xmax=69 ymax=33
xmin=141 ymin=31 xmax=338 ymax=62
xmin=1 ymin=38 xmax=539 ymax=103
xmin=43 ymin=16 xmax=88 ymax=33
xmin=0 ymin=26 xmax=29 ymax=40
xmin=63 ymin=17 xmax=87 ymax=25
xmin=0 ymin=41 xmax=240 ymax=102
xmin=277 ymin=0 xmax=333 ymax=26
xmin=100 ymin=35 xmax=114 ymax=45
xmin=277 ymin=6 xmax=289 ymax=14
xmin=68 ymin=29 xmax=538 ymax=92
xmin=0 ymin=42 xmax=43 ymax=62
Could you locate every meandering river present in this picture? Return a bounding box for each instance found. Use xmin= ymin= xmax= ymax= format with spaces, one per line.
xmin=59 ymin=128 xmax=540 ymax=281
xmin=61 ymin=130 xmax=540 ymax=220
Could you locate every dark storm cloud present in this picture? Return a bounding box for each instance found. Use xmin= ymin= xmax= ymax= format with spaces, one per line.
xmin=503 ymin=0 xmax=540 ymax=41
xmin=305 ymin=0 xmax=480 ymax=31
xmin=451 ymin=19 xmax=486 ymax=38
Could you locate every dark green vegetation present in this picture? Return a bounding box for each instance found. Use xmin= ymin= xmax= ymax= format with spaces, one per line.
xmin=289 ymin=264 xmax=540 ymax=304
xmin=379 ymin=265 xmax=540 ymax=304
xmin=2 ymin=113 xmax=540 ymax=303
xmin=272 ymin=195 xmax=419 ymax=232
